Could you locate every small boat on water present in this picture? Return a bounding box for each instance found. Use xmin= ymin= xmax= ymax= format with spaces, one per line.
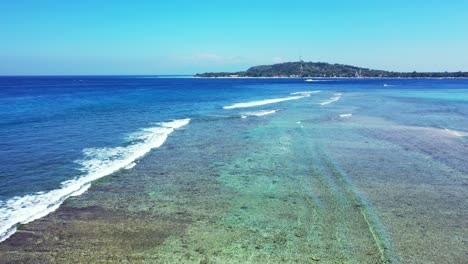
xmin=305 ymin=79 xmax=314 ymax=82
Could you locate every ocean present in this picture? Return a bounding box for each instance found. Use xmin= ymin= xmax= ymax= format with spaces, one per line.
xmin=0 ymin=77 xmax=467 ymax=262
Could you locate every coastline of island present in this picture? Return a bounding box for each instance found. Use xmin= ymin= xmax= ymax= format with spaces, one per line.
xmin=194 ymin=61 xmax=468 ymax=78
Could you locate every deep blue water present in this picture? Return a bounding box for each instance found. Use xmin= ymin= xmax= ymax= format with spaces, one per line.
xmin=1 ymin=76 xmax=467 ymax=242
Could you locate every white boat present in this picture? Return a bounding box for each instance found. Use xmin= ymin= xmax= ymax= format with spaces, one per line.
xmin=305 ymin=79 xmax=314 ymax=82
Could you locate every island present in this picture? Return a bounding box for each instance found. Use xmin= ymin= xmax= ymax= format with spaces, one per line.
xmin=194 ymin=61 xmax=468 ymax=78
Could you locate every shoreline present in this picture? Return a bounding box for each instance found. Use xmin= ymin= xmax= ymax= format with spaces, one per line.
xmin=193 ymin=76 xmax=468 ymax=79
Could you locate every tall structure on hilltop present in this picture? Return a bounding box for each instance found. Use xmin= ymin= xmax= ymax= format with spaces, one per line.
xmin=299 ymin=57 xmax=304 ymax=77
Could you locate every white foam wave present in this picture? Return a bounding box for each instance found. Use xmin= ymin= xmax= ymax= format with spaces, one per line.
xmin=224 ymin=92 xmax=313 ymax=109
xmin=0 ymin=118 xmax=190 ymax=243
xmin=290 ymin=90 xmax=321 ymax=96
xmin=443 ymin=128 xmax=466 ymax=137
xmin=241 ymin=109 xmax=280 ymax=118
xmin=339 ymin=113 xmax=353 ymax=118
xmin=305 ymin=79 xmax=329 ymax=82
xmin=124 ymin=162 xmax=137 ymax=170
xmin=319 ymin=94 xmax=342 ymax=105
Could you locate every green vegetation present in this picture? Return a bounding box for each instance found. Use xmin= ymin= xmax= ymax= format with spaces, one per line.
xmin=195 ymin=61 xmax=468 ymax=78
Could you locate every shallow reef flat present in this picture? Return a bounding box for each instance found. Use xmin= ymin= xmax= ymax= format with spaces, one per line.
xmin=0 ymin=89 xmax=466 ymax=263
xmin=0 ymin=106 xmax=386 ymax=263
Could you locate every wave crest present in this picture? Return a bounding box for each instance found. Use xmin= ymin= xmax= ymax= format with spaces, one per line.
xmin=224 ymin=91 xmax=317 ymax=109
xmin=319 ymin=93 xmax=342 ymax=105
xmin=241 ymin=109 xmax=280 ymax=118
xmin=0 ymin=118 xmax=190 ymax=243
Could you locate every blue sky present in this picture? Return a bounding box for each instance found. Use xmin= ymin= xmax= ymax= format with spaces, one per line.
xmin=1 ymin=0 xmax=467 ymax=75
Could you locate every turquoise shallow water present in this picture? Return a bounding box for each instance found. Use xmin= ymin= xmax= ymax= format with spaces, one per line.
xmin=0 ymin=77 xmax=467 ymax=263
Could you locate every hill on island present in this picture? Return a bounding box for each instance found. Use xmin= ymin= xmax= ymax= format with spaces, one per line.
xmin=195 ymin=61 xmax=468 ymax=78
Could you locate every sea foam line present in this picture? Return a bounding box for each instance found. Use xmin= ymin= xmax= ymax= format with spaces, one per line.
xmin=0 ymin=118 xmax=190 ymax=243
xmin=443 ymin=128 xmax=466 ymax=137
xmin=290 ymin=90 xmax=321 ymax=96
xmin=319 ymin=93 xmax=342 ymax=105
xmin=241 ymin=109 xmax=280 ymax=119
xmin=223 ymin=91 xmax=318 ymax=110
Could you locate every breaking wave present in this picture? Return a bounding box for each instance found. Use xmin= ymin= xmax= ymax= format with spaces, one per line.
xmin=224 ymin=91 xmax=317 ymax=109
xmin=0 ymin=119 xmax=190 ymax=243
xmin=241 ymin=109 xmax=280 ymax=119
xmin=319 ymin=93 xmax=342 ymax=105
